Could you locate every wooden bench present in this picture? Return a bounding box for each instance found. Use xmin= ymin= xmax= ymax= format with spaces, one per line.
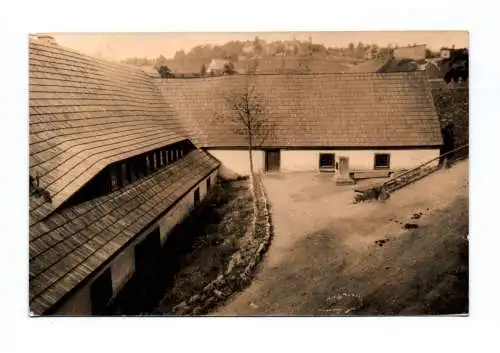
xmin=349 ymin=170 xmax=392 ymax=180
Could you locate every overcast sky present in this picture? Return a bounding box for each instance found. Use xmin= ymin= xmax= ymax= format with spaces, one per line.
xmin=50 ymin=31 xmax=469 ymax=61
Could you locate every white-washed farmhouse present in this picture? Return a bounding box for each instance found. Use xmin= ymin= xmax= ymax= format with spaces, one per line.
xmin=158 ymin=73 xmax=443 ymax=176
xmin=29 ymin=38 xmax=220 ymax=315
xmin=29 ymin=37 xmax=443 ymax=316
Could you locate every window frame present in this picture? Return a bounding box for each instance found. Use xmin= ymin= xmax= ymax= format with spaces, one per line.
xmin=109 ymin=166 xmax=120 ymax=191
xmin=374 ymin=153 xmax=391 ymax=170
xmin=158 ymin=150 xmax=164 ymax=167
xmin=319 ymin=153 xmax=335 ymax=169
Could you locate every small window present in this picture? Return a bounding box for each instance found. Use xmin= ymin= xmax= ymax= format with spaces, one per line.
xmin=138 ymin=156 xmax=147 ymax=178
xmin=152 ymin=152 xmax=157 ymax=170
xmin=194 ymin=188 xmax=200 ymax=206
xmin=110 ymin=168 xmax=119 ymax=191
xmin=158 ymin=150 xmax=164 ymax=167
xmin=319 ymin=153 xmax=335 ymax=168
xmin=206 ymin=178 xmax=211 ymax=191
xmin=145 ymin=155 xmax=151 ymax=172
xmin=120 ymin=163 xmax=129 ymax=186
xmin=130 ymin=159 xmax=140 ymax=182
xmin=374 ymin=153 xmax=391 ymax=169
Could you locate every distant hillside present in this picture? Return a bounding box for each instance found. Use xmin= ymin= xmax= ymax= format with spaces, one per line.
xmin=121 ymin=38 xmax=395 ymax=75
xmin=234 ymin=55 xmax=356 ymax=74
xmin=122 ymin=39 xmax=463 ymax=78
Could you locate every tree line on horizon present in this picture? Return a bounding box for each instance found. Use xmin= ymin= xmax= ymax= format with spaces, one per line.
xmin=121 ymin=37 xmax=440 ymax=70
xmin=119 ymin=37 xmax=466 ymax=81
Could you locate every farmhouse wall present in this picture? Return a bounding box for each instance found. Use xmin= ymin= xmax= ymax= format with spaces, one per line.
xmin=280 ymin=149 xmax=440 ymax=172
xmin=206 ymin=148 xmax=440 ymax=175
xmin=207 ymin=150 xmax=265 ymax=176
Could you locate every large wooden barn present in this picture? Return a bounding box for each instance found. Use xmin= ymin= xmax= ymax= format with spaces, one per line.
xmin=29 ymin=38 xmax=220 ymax=315
xmin=29 ymin=38 xmax=442 ymax=315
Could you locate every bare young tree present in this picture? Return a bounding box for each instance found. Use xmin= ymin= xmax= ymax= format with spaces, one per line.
xmin=216 ymin=81 xmax=272 ymax=178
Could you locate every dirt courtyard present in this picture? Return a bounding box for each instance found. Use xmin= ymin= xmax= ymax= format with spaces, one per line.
xmin=213 ymin=160 xmax=469 ymax=315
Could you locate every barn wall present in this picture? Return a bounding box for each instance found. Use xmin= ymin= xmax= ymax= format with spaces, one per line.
xmin=207 ymin=149 xmax=265 ymax=176
xmin=207 ymin=148 xmax=440 ymax=175
xmin=279 ymin=149 xmax=440 ymax=172
xmin=55 ymin=283 xmax=92 ymax=315
xmin=54 ymin=169 xmax=219 ymax=316
xmin=110 ymin=247 xmax=135 ymax=293
xmin=157 ymin=170 xmax=218 ymax=245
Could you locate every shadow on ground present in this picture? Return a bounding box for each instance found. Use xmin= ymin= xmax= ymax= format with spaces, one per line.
xmin=109 ymin=179 xmax=252 ymax=315
xmin=227 ymin=196 xmax=468 ymax=316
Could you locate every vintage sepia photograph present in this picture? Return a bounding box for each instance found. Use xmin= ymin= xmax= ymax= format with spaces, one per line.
xmin=28 ymin=31 xmax=469 ymax=317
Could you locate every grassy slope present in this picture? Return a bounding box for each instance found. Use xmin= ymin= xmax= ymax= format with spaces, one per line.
xmin=156 ymin=179 xmax=253 ymax=312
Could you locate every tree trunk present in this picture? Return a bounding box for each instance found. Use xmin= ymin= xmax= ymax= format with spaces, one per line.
xmin=248 ymin=134 xmax=254 ymax=178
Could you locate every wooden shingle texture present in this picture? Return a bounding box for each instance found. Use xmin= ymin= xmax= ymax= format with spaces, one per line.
xmin=29 ymin=39 xmax=189 ymax=220
xmin=29 ymin=149 xmax=220 ymax=315
xmin=157 ymin=72 xmax=443 ymax=148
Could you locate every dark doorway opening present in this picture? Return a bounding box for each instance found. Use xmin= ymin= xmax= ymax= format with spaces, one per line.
xmin=134 ymin=228 xmax=162 ymax=311
xmin=265 ymin=149 xmax=281 ymax=172
xmin=194 ymin=188 xmax=200 ymax=206
xmin=90 ymin=268 xmax=113 ymax=315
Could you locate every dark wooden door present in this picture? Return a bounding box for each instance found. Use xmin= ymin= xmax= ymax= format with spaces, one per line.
xmin=265 ymin=149 xmax=281 ymax=171
xmin=134 ymin=228 xmax=162 ymax=305
xmin=90 ymin=268 xmax=113 ymax=315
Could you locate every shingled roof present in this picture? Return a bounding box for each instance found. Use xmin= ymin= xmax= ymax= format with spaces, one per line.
xmin=29 ymin=149 xmax=219 ymax=315
xmin=29 ymin=39 xmax=189 ymax=220
xmin=157 ymin=72 xmax=443 ymax=148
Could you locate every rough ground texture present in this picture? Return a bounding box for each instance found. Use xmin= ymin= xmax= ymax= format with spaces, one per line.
xmin=155 ymin=175 xmax=272 ymax=315
xmin=213 ymin=160 xmax=468 ymax=316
